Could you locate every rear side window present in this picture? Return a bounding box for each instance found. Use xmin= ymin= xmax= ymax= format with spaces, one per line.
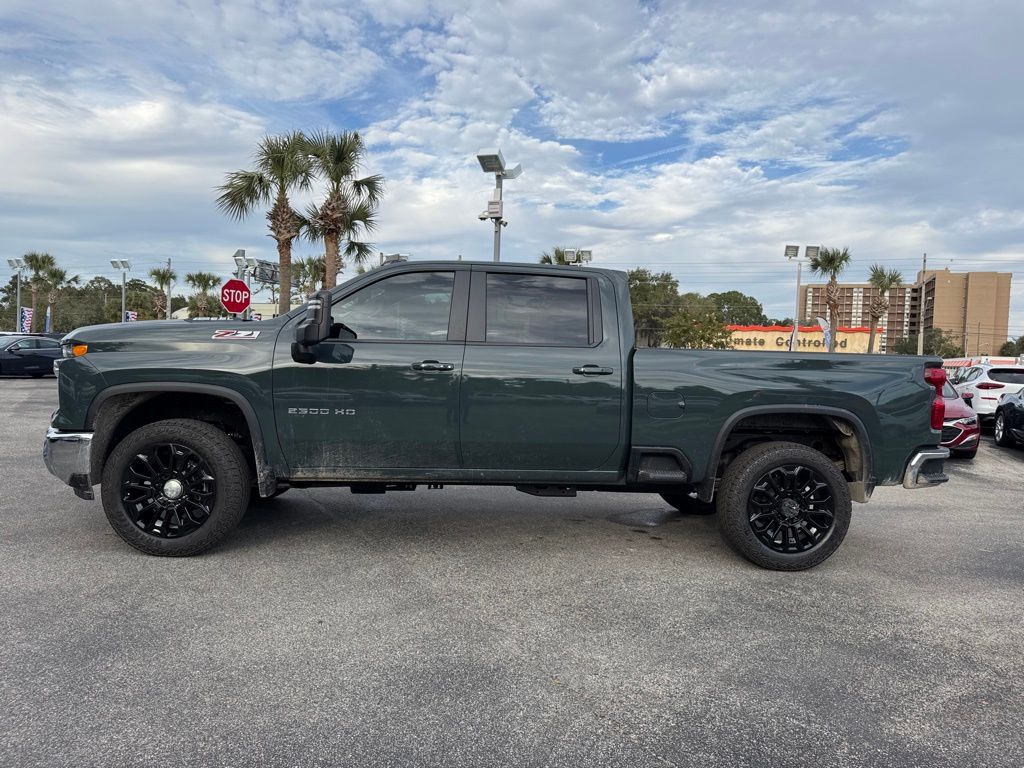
xmin=485 ymin=273 xmax=590 ymax=345
xmin=38 ymin=339 xmax=60 ymax=349
xmin=988 ymin=368 xmax=1024 ymax=384
xmin=332 ymin=271 xmax=455 ymax=341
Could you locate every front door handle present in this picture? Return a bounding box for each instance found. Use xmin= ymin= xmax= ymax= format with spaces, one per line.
xmin=572 ymin=365 xmax=614 ymax=376
xmin=411 ymin=360 xmax=455 ymax=372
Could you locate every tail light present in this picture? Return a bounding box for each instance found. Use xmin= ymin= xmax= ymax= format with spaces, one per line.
xmin=924 ymin=367 xmax=946 ymax=430
xmin=976 ymin=382 xmax=1004 ymax=390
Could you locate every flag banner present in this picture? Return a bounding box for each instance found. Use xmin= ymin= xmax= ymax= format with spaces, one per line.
xmin=20 ymin=307 xmax=33 ymax=333
xmin=124 ymin=311 xmax=138 ymax=322
xmin=45 ymin=305 xmax=52 ymax=333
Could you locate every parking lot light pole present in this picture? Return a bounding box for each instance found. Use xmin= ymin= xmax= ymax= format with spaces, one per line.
xmin=110 ymin=260 xmax=131 ymax=322
xmin=232 ymin=249 xmax=257 ymax=320
xmin=6 ymin=258 xmax=26 ymax=332
xmin=785 ymin=245 xmax=818 ymax=352
xmin=476 ymin=150 xmax=523 ymax=262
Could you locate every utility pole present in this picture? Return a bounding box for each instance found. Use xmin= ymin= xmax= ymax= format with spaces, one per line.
xmin=916 ymin=252 xmax=927 ymax=356
xmin=7 ymin=259 xmax=25 ymax=332
xmin=165 ymin=257 xmax=173 ymax=320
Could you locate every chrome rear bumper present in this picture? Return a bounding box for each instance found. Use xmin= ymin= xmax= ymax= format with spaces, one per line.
xmin=43 ymin=427 xmax=95 ymax=500
xmin=902 ymin=447 xmax=950 ymax=489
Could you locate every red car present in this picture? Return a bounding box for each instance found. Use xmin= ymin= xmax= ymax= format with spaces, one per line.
xmin=942 ymin=382 xmax=980 ymax=458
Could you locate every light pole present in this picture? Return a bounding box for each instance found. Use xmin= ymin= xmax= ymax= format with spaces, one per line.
xmin=6 ymin=258 xmax=25 ymax=332
xmin=232 ymin=249 xmax=257 ymax=320
xmin=110 ymin=259 xmax=131 ymax=322
xmin=785 ymin=245 xmax=819 ymax=351
xmin=476 ymin=150 xmax=522 ymax=262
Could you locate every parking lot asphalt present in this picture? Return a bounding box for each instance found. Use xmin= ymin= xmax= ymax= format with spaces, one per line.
xmin=1 ymin=377 xmax=1022 ymax=767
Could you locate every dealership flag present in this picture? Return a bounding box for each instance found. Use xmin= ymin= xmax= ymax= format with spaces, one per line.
xmin=45 ymin=305 xmax=52 ymax=333
xmin=19 ymin=307 xmax=32 ymax=333
xmin=124 ymin=310 xmax=138 ymax=322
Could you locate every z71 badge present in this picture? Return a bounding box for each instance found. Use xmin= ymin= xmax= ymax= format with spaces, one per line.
xmin=212 ymin=330 xmax=261 ymax=340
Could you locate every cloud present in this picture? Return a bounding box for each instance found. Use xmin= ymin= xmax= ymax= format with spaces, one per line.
xmin=0 ymin=0 xmax=1022 ymax=336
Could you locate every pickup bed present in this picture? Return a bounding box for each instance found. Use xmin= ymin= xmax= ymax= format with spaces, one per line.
xmin=44 ymin=261 xmax=950 ymax=569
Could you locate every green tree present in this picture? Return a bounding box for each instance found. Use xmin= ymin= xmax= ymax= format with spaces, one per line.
xmin=217 ymin=131 xmax=313 ymax=315
xmin=148 ymin=267 xmax=177 ymax=320
xmin=185 ymin=272 xmax=221 ymax=317
xmin=892 ymin=328 xmax=964 ymax=357
xmin=627 ymin=268 xmax=683 ymax=347
xmin=999 ymin=341 xmax=1018 ymax=356
xmin=292 ymin=256 xmax=325 ymax=298
xmin=44 ymin=267 xmax=80 ymax=332
xmin=23 ymin=252 xmax=56 ymax=332
xmin=539 ymin=246 xmax=573 ymax=265
xmin=866 ymin=264 xmax=903 ymax=354
xmin=662 ymin=309 xmax=732 ymax=349
xmin=706 ymin=290 xmax=767 ymax=325
xmin=809 ymin=246 xmax=852 ymax=352
xmin=303 ymin=130 xmax=383 ymax=289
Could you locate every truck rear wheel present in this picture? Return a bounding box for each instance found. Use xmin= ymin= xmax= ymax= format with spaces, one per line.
xmin=100 ymin=418 xmax=251 ymax=556
xmin=716 ymin=441 xmax=851 ymax=571
xmin=659 ymin=491 xmax=716 ymax=515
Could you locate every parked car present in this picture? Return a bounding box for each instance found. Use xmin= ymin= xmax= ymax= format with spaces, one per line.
xmin=43 ymin=261 xmax=949 ymax=570
xmin=0 ymin=335 xmax=61 ymax=377
xmin=940 ymin=382 xmax=980 ymax=458
xmin=994 ymin=389 xmax=1024 ymax=448
xmin=952 ymin=364 xmax=1024 ymax=423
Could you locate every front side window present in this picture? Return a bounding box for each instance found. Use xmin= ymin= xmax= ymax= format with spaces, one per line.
xmin=485 ymin=273 xmax=590 ymax=345
xmin=38 ymin=339 xmax=60 ymax=349
xmin=332 ymin=271 xmax=455 ymax=342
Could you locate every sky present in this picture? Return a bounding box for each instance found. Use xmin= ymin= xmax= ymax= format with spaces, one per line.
xmin=2 ymin=0 xmax=1023 ymax=337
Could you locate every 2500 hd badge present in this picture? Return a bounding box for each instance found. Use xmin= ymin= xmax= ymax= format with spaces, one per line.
xmin=287 ymin=407 xmax=357 ymax=416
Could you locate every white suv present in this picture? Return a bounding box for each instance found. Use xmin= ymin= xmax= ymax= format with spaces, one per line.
xmin=953 ymin=365 xmax=1024 ymax=420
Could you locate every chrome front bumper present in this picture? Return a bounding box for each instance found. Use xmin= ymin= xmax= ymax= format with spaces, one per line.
xmin=902 ymin=447 xmax=950 ymax=489
xmin=43 ymin=427 xmax=95 ymax=500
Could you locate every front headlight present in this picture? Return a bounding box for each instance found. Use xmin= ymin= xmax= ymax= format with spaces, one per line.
xmin=956 ymin=416 xmax=978 ymax=426
xmin=62 ymin=342 xmax=88 ymax=358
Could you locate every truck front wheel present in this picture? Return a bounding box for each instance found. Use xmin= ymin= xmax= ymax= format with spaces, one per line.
xmin=715 ymin=441 xmax=851 ymax=571
xmin=100 ymin=419 xmax=251 ymax=556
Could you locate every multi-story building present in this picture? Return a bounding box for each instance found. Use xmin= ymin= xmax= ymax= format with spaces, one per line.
xmin=917 ymin=268 xmax=1012 ymax=356
xmin=798 ymin=283 xmax=915 ymax=352
xmin=800 ymin=268 xmax=1012 ymax=355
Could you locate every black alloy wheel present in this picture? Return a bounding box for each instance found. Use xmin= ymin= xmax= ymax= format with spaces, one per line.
xmin=120 ymin=443 xmax=216 ymax=538
xmin=101 ymin=419 xmax=251 ymax=556
xmin=747 ymin=464 xmax=835 ymax=553
xmin=716 ymin=441 xmax=852 ymax=570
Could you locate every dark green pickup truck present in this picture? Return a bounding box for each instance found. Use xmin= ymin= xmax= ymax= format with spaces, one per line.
xmin=44 ymin=261 xmax=950 ymax=569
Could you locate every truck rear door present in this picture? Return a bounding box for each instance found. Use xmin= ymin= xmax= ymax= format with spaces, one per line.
xmin=459 ymin=267 xmax=624 ymax=472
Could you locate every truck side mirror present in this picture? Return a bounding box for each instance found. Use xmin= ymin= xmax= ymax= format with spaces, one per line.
xmin=291 ymin=290 xmax=332 ymax=364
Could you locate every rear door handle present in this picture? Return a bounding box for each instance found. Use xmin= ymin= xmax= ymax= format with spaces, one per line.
xmin=411 ymin=360 xmax=455 ymax=372
xmin=572 ymin=365 xmax=614 ymax=376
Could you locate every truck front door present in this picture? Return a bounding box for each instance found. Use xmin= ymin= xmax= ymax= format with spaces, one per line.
xmin=459 ymin=268 xmax=624 ymax=472
xmin=274 ymin=268 xmax=468 ymax=472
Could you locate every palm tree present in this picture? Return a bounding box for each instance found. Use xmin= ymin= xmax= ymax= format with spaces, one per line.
xmin=217 ymin=131 xmax=313 ymax=314
xmin=292 ymin=256 xmax=325 ymax=298
xmin=44 ymin=267 xmax=80 ymax=332
xmin=303 ymin=130 xmax=383 ymax=288
xmin=185 ymin=272 xmax=220 ymax=317
xmin=149 ymin=267 xmax=177 ymax=320
xmin=809 ymin=247 xmax=852 ymax=352
xmin=539 ymin=247 xmax=573 ymax=265
xmin=23 ymin=252 xmax=55 ymax=332
xmin=866 ymin=264 xmax=903 ymax=354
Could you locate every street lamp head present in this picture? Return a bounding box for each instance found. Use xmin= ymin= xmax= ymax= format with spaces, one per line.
xmin=804 ymin=245 xmax=820 ymax=260
xmin=7 ymin=258 xmax=19 ymax=269
xmin=503 ymin=163 xmax=523 ymax=180
xmin=111 ymin=259 xmax=131 ymax=270
xmin=476 ymin=149 xmax=505 ymax=174
xmin=233 ymin=255 xmax=246 ymax=269
xmin=784 ymin=245 xmax=799 ymax=260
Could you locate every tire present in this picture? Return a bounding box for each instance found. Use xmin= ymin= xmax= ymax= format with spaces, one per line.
xmin=101 ymin=418 xmax=251 ymax=556
xmin=716 ymin=441 xmax=852 ymax=571
xmin=994 ymin=412 xmax=1015 ymax=447
xmin=659 ymin=491 xmax=716 ymax=515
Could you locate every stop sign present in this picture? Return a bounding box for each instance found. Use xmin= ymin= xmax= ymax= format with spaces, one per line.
xmin=220 ymin=279 xmax=251 ymax=315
